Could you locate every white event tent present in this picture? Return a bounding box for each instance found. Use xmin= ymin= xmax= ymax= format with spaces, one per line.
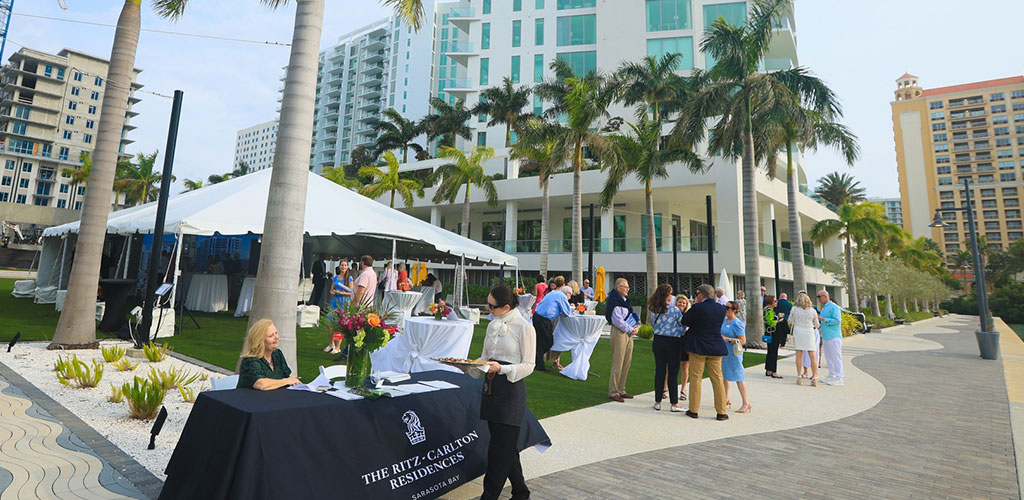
xmin=35 ymin=169 xmax=517 ymax=306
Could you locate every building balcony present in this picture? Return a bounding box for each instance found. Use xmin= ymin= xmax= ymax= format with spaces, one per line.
xmin=443 ymin=78 xmax=476 ymax=95
xmin=358 ymin=86 xmax=382 ymax=99
xmin=481 ymin=236 xmax=719 ymax=255
xmin=758 ymin=242 xmax=825 ymax=268
xmin=365 ymin=36 xmax=388 ymax=52
xmin=447 ymin=7 xmax=480 ymax=26
xmin=364 ymin=50 xmax=387 ymax=63
xmin=357 ymin=99 xmax=381 ymax=111
xmin=361 ymin=63 xmax=385 ymax=75
xmin=356 ymin=111 xmax=379 ymax=123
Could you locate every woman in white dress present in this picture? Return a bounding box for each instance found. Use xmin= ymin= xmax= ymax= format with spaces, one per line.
xmin=789 ymin=292 xmax=821 ymax=386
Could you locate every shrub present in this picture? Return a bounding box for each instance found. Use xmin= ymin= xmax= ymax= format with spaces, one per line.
xmin=636 ymin=325 xmax=654 ymax=340
xmin=863 ymin=313 xmax=894 ymax=329
xmin=143 ymin=343 xmax=171 ymax=362
xmin=56 ymin=355 xmax=104 ymax=388
xmin=101 ymin=345 xmax=126 ymax=363
xmin=112 ymin=358 xmax=139 ymax=371
xmin=990 ymin=283 xmax=1024 ymax=324
xmin=179 ymin=384 xmax=197 ymax=404
xmin=841 ymin=314 xmax=862 ymax=337
xmin=941 ymin=294 xmax=978 ymax=315
xmin=107 ymin=383 xmax=124 ymax=403
xmin=54 ymin=355 xmax=72 ymax=375
xmin=148 ymin=366 xmax=199 ymax=391
xmin=122 ymin=377 xmax=166 ymax=420
xmin=198 ymin=372 xmax=209 ymax=382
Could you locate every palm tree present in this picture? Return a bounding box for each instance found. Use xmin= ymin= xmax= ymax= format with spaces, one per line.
xmin=420 ymin=97 xmax=472 ymax=149
xmin=320 ymin=165 xmax=362 ymax=190
xmin=207 ymin=173 xmax=231 ymax=185
xmin=810 ymin=203 xmax=887 ymax=312
xmin=601 ymin=117 xmax=706 ymax=297
xmin=511 ymin=119 xmax=569 ymax=276
xmin=62 ymin=152 xmax=93 ymax=187
xmin=183 ymin=179 xmax=203 ymax=192
xmin=230 ymin=160 xmax=250 ymax=178
xmin=359 ymin=151 xmax=424 ymax=208
xmin=372 ymin=108 xmax=424 ymax=163
xmin=473 ymin=77 xmax=532 ymax=148
xmin=534 ymin=59 xmax=617 ymax=283
xmin=952 ymin=249 xmax=972 ymax=289
xmin=813 ymin=172 xmax=866 ymax=210
xmin=114 ymin=151 xmax=173 ymax=206
xmin=432 ymin=146 xmax=499 ymax=238
xmin=762 ymin=104 xmax=859 ymax=295
xmin=676 ymin=0 xmax=837 ymax=341
xmin=616 ymin=53 xmax=686 ymax=123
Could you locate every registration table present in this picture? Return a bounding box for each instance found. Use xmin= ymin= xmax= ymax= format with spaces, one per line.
xmin=233 ymin=277 xmax=257 ymax=317
xmin=185 ymin=274 xmax=229 ymax=313
xmin=551 ymin=314 xmax=607 ymax=381
xmin=371 ymin=317 xmax=474 ymax=374
xmin=381 ymin=290 xmax=423 ymax=330
xmin=160 ymin=370 xmax=550 ymax=500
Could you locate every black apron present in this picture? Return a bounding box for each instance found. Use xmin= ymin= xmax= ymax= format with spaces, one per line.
xmin=479 ymin=360 xmax=527 ymax=426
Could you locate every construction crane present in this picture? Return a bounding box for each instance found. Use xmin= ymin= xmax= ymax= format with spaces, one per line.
xmin=0 ymin=0 xmax=13 ymax=65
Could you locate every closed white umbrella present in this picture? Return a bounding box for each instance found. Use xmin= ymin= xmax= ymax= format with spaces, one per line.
xmin=717 ymin=268 xmax=733 ymax=300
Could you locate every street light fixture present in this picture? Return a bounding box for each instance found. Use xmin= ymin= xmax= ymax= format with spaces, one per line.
xmin=929 ymin=178 xmax=998 ymax=359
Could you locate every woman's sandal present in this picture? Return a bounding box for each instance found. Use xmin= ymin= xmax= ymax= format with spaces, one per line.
xmin=679 ymin=390 xmax=687 ymax=401
xmin=736 ymin=405 xmax=752 ymax=414
xmin=771 ymin=373 xmax=784 ymax=379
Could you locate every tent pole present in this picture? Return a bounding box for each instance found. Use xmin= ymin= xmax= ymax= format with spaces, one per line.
xmin=123 ymin=235 xmax=132 ymax=279
xmin=515 ymin=267 xmax=520 ymax=290
xmin=116 ymin=234 xmax=129 ymax=278
xmin=391 ymin=239 xmax=396 ymax=267
xmin=170 ymin=228 xmax=183 ymax=312
xmin=57 ymin=236 xmax=68 ymax=289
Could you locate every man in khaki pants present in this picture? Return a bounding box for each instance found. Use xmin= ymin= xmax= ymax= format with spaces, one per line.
xmin=606 ymin=278 xmax=638 ymax=402
xmin=680 ymin=284 xmax=730 ymax=420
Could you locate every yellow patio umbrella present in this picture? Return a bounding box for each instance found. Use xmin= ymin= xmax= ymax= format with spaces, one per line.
xmin=413 ymin=263 xmax=423 ymax=285
xmin=595 ymin=267 xmax=607 ymax=302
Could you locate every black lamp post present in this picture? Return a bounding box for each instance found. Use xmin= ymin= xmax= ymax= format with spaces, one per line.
xmin=929 ymin=178 xmax=998 ymax=360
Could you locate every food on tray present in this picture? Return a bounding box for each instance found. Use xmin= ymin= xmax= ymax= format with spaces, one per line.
xmin=432 ymin=357 xmax=488 ymax=366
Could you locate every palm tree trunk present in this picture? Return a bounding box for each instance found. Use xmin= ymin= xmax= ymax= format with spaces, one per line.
xmin=845 ymin=235 xmax=859 ymax=312
xmin=461 ymin=181 xmax=471 ymax=238
xmin=539 ymin=178 xmax=550 ymax=277
xmin=243 ymin=0 xmax=324 ymax=373
xmin=741 ymin=129 xmax=764 ymax=346
xmin=785 ymin=144 xmax=806 ymax=294
xmin=390 ymin=189 xmax=395 ymax=208
xmin=50 ymin=0 xmax=140 ymax=349
xmin=914 ymin=298 xmax=919 ymax=312
xmin=505 ymin=124 xmax=511 ymax=148
xmin=901 ymin=298 xmax=908 ymax=314
xmin=571 ymin=140 xmax=584 ymax=284
xmin=869 ymin=294 xmax=880 ymax=316
xmin=644 ymin=179 xmax=657 ymax=306
xmin=402 ymin=145 xmax=408 ymax=164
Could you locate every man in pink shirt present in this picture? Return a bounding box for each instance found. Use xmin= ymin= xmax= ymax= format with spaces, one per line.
xmin=352 ymin=255 xmax=377 ymax=308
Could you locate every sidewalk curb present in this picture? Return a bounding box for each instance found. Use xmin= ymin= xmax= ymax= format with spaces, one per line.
xmin=995 ymin=317 xmax=1024 ymax=500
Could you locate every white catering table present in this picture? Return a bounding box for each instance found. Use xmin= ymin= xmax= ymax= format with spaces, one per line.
xmin=411 ymin=286 xmax=435 ymax=315
xmin=370 ymin=316 xmax=474 ymax=374
xmin=551 ymin=314 xmax=607 ymax=381
xmin=185 ymin=274 xmax=229 ymax=313
xmin=382 ymin=290 xmax=423 ymax=331
xmin=234 ymin=277 xmax=258 ymax=317
xmin=518 ymin=293 xmax=536 ymax=320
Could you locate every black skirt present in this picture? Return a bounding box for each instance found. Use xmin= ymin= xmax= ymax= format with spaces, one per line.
xmin=479 ymin=361 xmax=526 ymax=426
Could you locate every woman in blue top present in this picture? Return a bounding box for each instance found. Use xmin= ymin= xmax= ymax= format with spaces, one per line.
xmin=721 ymin=301 xmax=751 ymax=413
xmin=325 ymin=261 xmax=354 ymax=353
xmin=647 ymin=284 xmax=685 ymax=412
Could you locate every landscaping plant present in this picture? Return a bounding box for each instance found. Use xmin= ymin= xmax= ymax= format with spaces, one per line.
xmin=143 ymin=343 xmax=171 ymax=362
xmin=841 ymin=314 xmax=863 ymax=337
xmin=179 ymin=384 xmax=197 ymax=404
xmin=107 ymin=383 xmax=124 ymax=403
xmin=101 ymin=345 xmax=126 ymax=363
xmin=56 ymin=355 xmax=104 ymax=389
xmin=112 ymin=358 xmax=139 ymax=371
xmin=122 ymin=376 xmax=166 ymax=420
xmin=148 ymin=366 xmax=200 ymax=391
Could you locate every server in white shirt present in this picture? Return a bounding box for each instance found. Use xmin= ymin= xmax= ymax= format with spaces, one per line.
xmin=464 ymin=285 xmax=536 ymax=500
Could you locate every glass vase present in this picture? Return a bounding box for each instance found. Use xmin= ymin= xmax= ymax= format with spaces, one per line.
xmin=345 ymin=348 xmax=372 ymax=388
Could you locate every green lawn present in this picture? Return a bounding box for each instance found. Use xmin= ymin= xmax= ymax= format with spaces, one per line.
xmin=2 ymin=278 xmax=765 ymax=420
xmin=1011 ymin=324 xmax=1024 ymax=343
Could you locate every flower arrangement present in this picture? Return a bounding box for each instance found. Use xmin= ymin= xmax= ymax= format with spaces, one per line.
xmin=429 ymin=300 xmax=452 ymax=320
xmin=334 ymin=303 xmax=398 ymax=388
xmin=514 ymin=287 xmax=524 ymax=295
xmin=576 ymin=303 xmax=587 ymax=314
xmin=398 ymin=281 xmax=412 ymax=292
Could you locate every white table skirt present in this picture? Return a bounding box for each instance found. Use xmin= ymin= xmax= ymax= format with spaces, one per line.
xmin=518 ymin=294 xmax=536 ymax=320
xmin=551 ymin=315 xmax=607 ymax=381
xmin=411 ymin=286 xmax=435 ymax=315
xmin=370 ymin=316 xmax=474 ymax=374
xmin=234 ymin=277 xmax=258 ymax=317
xmin=185 ymin=274 xmax=229 ymax=313
xmin=382 ymin=291 xmax=423 ymax=331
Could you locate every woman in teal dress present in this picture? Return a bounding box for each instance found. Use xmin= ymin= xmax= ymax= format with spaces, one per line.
xmin=720 ymin=301 xmax=751 ymax=413
xmin=238 ymin=319 xmax=300 ymax=390
xmin=329 ymin=260 xmax=353 ymax=311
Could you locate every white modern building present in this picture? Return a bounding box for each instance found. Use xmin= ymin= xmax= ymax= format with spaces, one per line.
xmin=233 ymin=119 xmax=278 ymax=173
xmin=375 ymin=0 xmax=848 ymax=302
xmin=869 ymin=197 xmax=903 ymax=228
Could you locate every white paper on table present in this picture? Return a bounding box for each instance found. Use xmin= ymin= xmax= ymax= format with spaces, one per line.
xmin=377 ymin=370 xmax=406 ymax=379
xmin=325 ymin=388 xmax=364 ymax=400
xmin=287 ymin=373 xmax=331 ymax=392
xmin=376 ymin=386 xmax=411 ymax=397
xmin=419 ymin=380 xmax=460 ymax=390
xmin=390 ymin=383 xmax=438 ymax=394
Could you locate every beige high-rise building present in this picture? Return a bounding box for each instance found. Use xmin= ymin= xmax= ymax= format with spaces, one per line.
xmin=0 ymin=47 xmax=141 ymax=232
xmin=892 ymin=73 xmax=1024 ymax=264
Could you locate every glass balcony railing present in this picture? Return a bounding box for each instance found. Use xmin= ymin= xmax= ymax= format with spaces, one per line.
xmin=446 ymin=41 xmax=474 ymax=53
xmin=448 ymin=7 xmax=476 ymax=18
xmin=759 ymin=242 xmax=825 ymax=268
xmin=480 ymin=236 xmax=719 ymax=254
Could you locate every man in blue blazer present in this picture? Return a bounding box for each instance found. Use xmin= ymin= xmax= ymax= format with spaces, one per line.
xmin=681 ymin=284 xmax=730 ymax=421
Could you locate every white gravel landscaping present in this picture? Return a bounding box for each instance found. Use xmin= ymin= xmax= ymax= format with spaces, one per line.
xmin=1 ymin=340 xmax=225 ymax=480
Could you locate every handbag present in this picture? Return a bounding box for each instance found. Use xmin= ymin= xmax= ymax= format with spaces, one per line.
xmin=732 ymin=340 xmax=744 ymax=356
xmin=761 ymin=335 xmax=773 ymax=344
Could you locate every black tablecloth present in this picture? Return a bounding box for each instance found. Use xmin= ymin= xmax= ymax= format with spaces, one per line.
xmin=159 ymin=370 xmax=550 ymax=500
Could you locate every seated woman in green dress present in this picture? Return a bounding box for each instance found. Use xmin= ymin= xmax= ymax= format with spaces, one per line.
xmin=237 ymin=319 xmax=301 ymax=390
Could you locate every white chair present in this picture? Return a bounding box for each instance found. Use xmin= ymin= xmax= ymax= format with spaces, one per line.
xmin=319 ymin=364 xmax=347 ymax=380
xmin=210 ymin=374 xmax=240 ymax=391
xmin=11 ymin=280 xmax=35 ymax=298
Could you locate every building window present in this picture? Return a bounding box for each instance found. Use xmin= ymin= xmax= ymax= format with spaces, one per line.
xmin=929 ymin=101 xmax=944 ymax=109
xmin=514 ymin=0 xmax=522 ymax=11
xmin=41 ymin=144 xmax=52 ymax=157
xmin=646 ymin=0 xmax=692 ymax=31
xmin=73 ymin=71 xmax=82 ymax=81
xmin=556 ymin=14 xmax=596 ymax=46
xmin=537 ymin=0 xmax=545 ymax=8
xmin=936 ymin=166 xmax=951 ymax=174
xmin=0 ymin=176 xmax=10 ymax=186
xmin=59 ymin=183 xmax=68 ymax=194
xmin=11 ymin=121 xmax=26 ymax=135
xmin=477 ymin=132 xmax=487 ymax=147
xmin=4 ymin=160 xmax=12 ymax=170
xmin=56 ymin=199 xmax=66 ymax=208
xmin=535 ymin=18 xmax=545 ymax=45
xmin=88 ymin=105 xmax=97 ymax=114
xmin=63 ymin=130 xmax=72 ymax=140
xmin=1012 ymin=90 xmax=1024 ymax=99
xmin=15 ymin=195 xmax=26 ymax=204
xmin=18 ymin=179 xmax=28 ymax=188
xmin=68 ymin=101 xmax=77 ymax=110
xmin=1001 ymin=173 xmax=1016 ymax=182
xmin=481 ymin=23 xmax=490 ymax=49
xmin=930 ymin=111 xmax=944 ymax=120
xmin=84 ymin=134 xmax=93 ymax=144
xmin=935 ymin=155 xmax=949 ymax=164
xmin=534 ymin=95 xmax=543 ymax=116
xmin=991 ymin=92 xmax=1005 ymax=101
xmin=995 ymin=126 xmax=1010 ymax=136
xmin=512 ymin=20 xmax=522 ymax=47
xmin=479 ymin=58 xmax=489 ymax=85
xmin=77 ymin=186 xmax=86 ymax=196
xmin=703 ymin=2 xmax=746 ymax=28
xmin=511 ymin=55 xmax=521 ymax=83
xmin=91 ymin=91 xmax=99 ymax=100
xmin=933 ymin=133 xmax=947 ymax=142
xmin=999 ymin=161 xmax=1014 ymax=170
xmin=993 ymin=115 xmax=1009 ymax=125
xmin=557 ymin=0 xmax=595 ymax=8
xmin=932 ymin=123 xmax=946 ymax=131
xmin=94 ymin=76 xmax=103 ymax=87
xmin=57 ymin=68 xmax=65 ymax=80
xmin=646 ymin=37 xmax=694 ymax=70
xmin=86 ymin=120 xmax=95 ymax=129
xmin=71 ymin=86 xmax=80 ymax=96
xmin=934 ymin=144 xmax=948 ymax=153
xmin=483 ymin=0 xmax=491 ymax=14
xmin=556 ymin=50 xmax=597 ymax=77
xmin=938 ymin=177 xmax=952 ymax=185
xmin=992 ymin=104 xmax=1007 ymax=113
xmin=534 ymin=54 xmax=544 ymax=82
xmin=478 ymin=96 xmax=488 ymax=122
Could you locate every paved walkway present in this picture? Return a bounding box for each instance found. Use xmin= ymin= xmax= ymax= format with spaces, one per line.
xmin=0 ymin=372 xmax=151 ymax=499
xmin=507 ymin=315 xmax=1019 ymax=499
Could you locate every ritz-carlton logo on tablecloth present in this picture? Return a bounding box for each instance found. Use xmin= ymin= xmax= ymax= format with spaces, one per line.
xmin=403 ymin=410 xmax=426 ymax=445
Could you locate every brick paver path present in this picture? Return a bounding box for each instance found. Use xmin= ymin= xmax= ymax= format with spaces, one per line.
xmin=517 ymin=316 xmax=1019 ymax=499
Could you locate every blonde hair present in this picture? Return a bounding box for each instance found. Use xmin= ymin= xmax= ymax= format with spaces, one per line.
xmin=736 ymin=290 xmax=745 ymax=299
xmin=553 ymin=276 xmax=566 ymax=288
xmin=795 ymin=292 xmax=813 ymax=309
xmin=242 ymin=319 xmax=275 ymax=358
xmin=567 ymin=280 xmax=580 ymax=295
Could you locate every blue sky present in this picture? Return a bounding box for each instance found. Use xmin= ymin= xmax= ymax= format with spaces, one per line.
xmin=8 ymin=0 xmax=1024 ymax=199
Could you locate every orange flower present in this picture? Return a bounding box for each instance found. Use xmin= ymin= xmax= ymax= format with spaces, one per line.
xmin=366 ymin=313 xmax=381 ymax=327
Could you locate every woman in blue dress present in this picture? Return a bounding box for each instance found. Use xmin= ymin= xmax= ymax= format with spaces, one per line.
xmin=325 ymin=261 xmax=354 ymax=354
xmin=721 ymin=300 xmax=751 ymax=413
